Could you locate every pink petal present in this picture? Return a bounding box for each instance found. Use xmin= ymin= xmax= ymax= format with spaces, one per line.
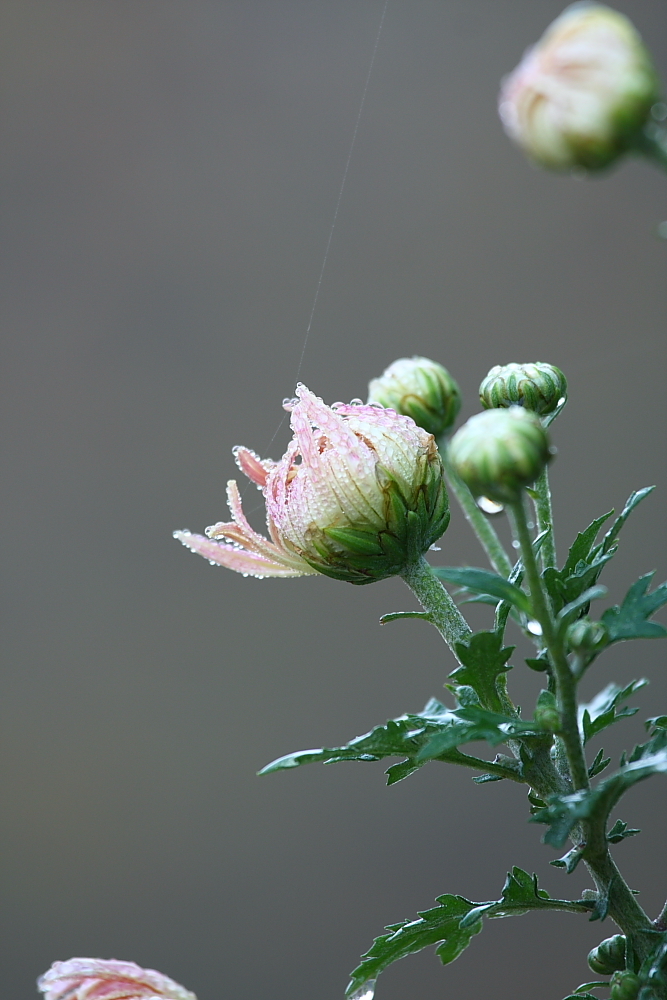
xmin=173 ymin=531 xmax=313 ymax=578
xmin=233 ymin=446 xmax=273 ymax=488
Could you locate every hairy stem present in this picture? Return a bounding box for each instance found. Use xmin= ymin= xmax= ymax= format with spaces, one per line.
xmin=509 ymin=497 xmax=589 ymax=792
xmin=439 ymin=442 xmax=513 ymax=578
xmin=509 ymin=496 xmax=656 ymax=957
xmin=401 ymin=555 xmax=471 ymax=659
xmin=532 ymin=467 xmax=557 ymax=571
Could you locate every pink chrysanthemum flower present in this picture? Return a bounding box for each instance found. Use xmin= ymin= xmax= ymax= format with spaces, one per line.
xmin=174 ymin=383 xmax=449 ymax=585
xmin=498 ymin=2 xmax=658 ymax=171
xmin=37 ymin=958 xmax=197 ymax=1000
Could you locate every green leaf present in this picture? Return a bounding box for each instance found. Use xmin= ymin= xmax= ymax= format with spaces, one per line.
xmin=562 ymin=511 xmax=615 ymax=578
xmin=607 ymin=819 xmax=641 ymax=844
xmin=550 ymin=842 xmax=587 ymax=874
xmin=346 ymin=869 xmax=593 ymax=996
xmin=431 ymin=567 xmax=532 ymax=614
xmin=588 ymin=748 xmax=612 ymax=779
xmin=379 ymin=610 xmax=432 ymax=624
xmin=646 ymin=715 xmax=667 ymax=731
xmin=600 ymin=487 xmax=654 ymax=554
xmin=449 ymin=631 xmax=515 ymax=712
xmin=416 ymin=703 xmax=540 ymax=763
xmin=346 ymin=893 xmax=482 ymax=997
xmin=578 ymin=680 xmax=648 ymax=744
xmin=532 ymin=747 xmax=667 ymax=848
xmin=601 ymin=574 xmax=667 ymax=642
xmin=259 ymin=698 xmax=525 ymax=785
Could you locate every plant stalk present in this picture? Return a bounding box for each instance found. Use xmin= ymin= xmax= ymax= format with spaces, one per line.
xmin=439 ymin=441 xmax=513 ymax=578
xmin=401 ymin=555 xmax=471 ymax=660
xmin=532 ymin=467 xmax=557 ymax=571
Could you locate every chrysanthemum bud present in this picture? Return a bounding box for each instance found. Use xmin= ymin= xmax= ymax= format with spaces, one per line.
xmin=534 ymin=691 xmax=561 ymax=732
xmin=38 ymin=958 xmax=197 ymax=1000
xmin=567 ymin=617 xmax=608 ymax=655
xmin=588 ymin=935 xmax=627 ymax=975
xmin=480 ymin=362 xmax=567 ymax=416
xmin=368 ymin=356 xmax=461 ymax=438
xmin=174 ymin=384 xmax=449 ymax=585
xmin=448 ymin=407 xmax=552 ymax=505
xmin=610 ymin=971 xmax=641 ymax=1000
xmin=499 ymin=3 xmax=660 ymax=171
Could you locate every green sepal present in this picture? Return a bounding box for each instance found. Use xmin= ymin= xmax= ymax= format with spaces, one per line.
xmin=323 ymin=526 xmax=384 ymax=555
xmin=601 ymin=574 xmax=667 ymax=642
xmin=449 ymin=630 xmax=515 ymax=712
xmin=578 ymin=681 xmax=648 ymax=744
xmin=431 ymin=566 xmax=532 ymax=613
xmin=607 ymin=819 xmax=641 ymax=844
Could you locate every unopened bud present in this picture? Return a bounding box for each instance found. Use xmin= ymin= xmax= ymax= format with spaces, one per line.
xmin=368 ymin=356 xmax=461 ymax=438
xmin=610 ymin=971 xmax=641 ymax=1000
xmin=480 ymin=362 xmax=567 ymax=416
xmin=588 ymin=935 xmax=627 ymax=975
xmin=535 ymin=691 xmax=560 ymax=732
xmin=499 ymin=3 xmax=660 ymax=171
xmin=567 ymin=618 xmax=608 ymax=655
xmin=448 ymin=407 xmax=552 ymax=504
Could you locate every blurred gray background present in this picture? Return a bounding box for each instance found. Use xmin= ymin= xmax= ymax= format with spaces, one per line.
xmin=1 ymin=2 xmax=666 ymax=998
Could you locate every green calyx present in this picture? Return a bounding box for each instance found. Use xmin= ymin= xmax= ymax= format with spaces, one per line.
xmin=480 ymin=362 xmax=567 ymax=416
xmin=588 ymin=935 xmax=627 ymax=975
xmin=368 ymin=356 xmax=461 ymax=438
xmin=304 ymin=453 xmax=450 ymax=585
xmin=448 ymin=407 xmax=552 ymax=505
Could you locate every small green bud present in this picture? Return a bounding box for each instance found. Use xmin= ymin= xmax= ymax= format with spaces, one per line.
xmin=448 ymin=407 xmax=552 ymax=504
xmin=480 ymin=362 xmax=567 ymax=416
xmin=567 ymin=618 xmax=609 ymax=656
xmin=368 ymin=356 xmax=461 ymax=438
xmin=588 ymin=935 xmax=627 ymax=975
xmin=610 ymin=971 xmax=641 ymax=1000
xmin=534 ymin=691 xmax=560 ymax=732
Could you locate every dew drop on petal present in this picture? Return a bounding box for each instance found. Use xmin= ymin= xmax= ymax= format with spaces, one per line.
xmin=348 ymin=982 xmax=376 ymax=1000
xmin=477 ymin=496 xmax=504 ymax=514
xmin=527 ymin=620 xmax=543 ymax=636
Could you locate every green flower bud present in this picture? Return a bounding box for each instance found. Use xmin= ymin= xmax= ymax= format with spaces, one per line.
xmin=534 ymin=691 xmax=560 ymax=732
xmin=588 ymin=935 xmax=627 ymax=975
xmin=480 ymin=362 xmax=567 ymax=416
xmin=610 ymin=971 xmax=641 ymax=1000
xmin=567 ymin=618 xmax=609 ymax=656
xmin=448 ymin=407 xmax=552 ymax=505
xmin=368 ymin=356 xmax=461 ymax=438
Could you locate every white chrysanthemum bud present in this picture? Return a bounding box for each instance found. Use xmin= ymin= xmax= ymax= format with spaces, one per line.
xmin=480 ymin=362 xmax=567 ymax=417
xmin=499 ymin=3 xmax=660 ymax=171
xmin=368 ymin=356 xmax=461 ymax=438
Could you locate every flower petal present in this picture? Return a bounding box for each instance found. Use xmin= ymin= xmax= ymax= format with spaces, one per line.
xmin=173 ymin=530 xmax=314 ymax=578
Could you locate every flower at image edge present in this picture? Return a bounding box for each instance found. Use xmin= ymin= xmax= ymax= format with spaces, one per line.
xmin=38 ymin=958 xmax=197 ymax=1000
xmin=174 ymin=384 xmax=449 ymax=585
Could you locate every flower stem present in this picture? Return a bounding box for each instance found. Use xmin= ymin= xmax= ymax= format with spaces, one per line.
xmin=532 ymin=467 xmax=557 ymax=571
xmin=439 ymin=442 xmax=513 ymax=578
xmin=401 ymin=555 xmax=471 ymax=659
xmin=508 ymin=496 xmax=589 ymax=793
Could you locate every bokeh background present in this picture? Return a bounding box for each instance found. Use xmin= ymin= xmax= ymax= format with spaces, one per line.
xmin=1 ymin=2 xmax=666 ymax=998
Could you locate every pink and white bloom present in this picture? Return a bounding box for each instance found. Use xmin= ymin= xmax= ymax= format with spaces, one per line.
xmin=499 ymin=3 xmax=658 ymax=171
xmin=37 ymin=958 xmax=197 ymax=1000
xmin=174 ymin=383 xmax=449 ymax=585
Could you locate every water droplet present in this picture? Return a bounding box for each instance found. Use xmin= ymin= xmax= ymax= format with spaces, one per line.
xmin=349 ymin=397 xmax=363 ymax=406
xmin=512 ymin=539 xmax=521 ymax=549
xmin=348 ymin=982 xmax=375 ymax=1000
xmin=477 ymin=496 xmax=504 ymax=514
xmin=282 ymin=397 xmax=298 ymax=412
xmin=527 ymin=620 xmax=543 ymax=636
xmin=556 ymin=396 xmax=566 ymax=407
xmin=527 ymin=520 xmax=534 ymax=530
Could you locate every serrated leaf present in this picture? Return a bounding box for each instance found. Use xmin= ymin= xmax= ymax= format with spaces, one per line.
xmin=601 ymin=574 xmax=667 ymax=642
xmin=416 ymin=704 xmax=540 ymax=763
xmin=450 ymin=631 xmax=515 ymax=712
xmin=578 ymin=680 xmax=648 ymax=744
xmin=431 ymin=567 xmax=532 ymax=613
xmin=607 ymin=819 xmax=641 ymax=844
xmin=346 ymin=870 xmax=592 ymax=996
xmin=260 ymin=698 xmax=525 ymax=785
xmin=532 ymin=748 xmax=667 ymax=848
xmin=588 ymin=748 xmax=612 ymax=779
xmin=345 ymin=894 xmax=481 ymax=996
xmin=562 ymin=512 xmax=614 ymax=578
